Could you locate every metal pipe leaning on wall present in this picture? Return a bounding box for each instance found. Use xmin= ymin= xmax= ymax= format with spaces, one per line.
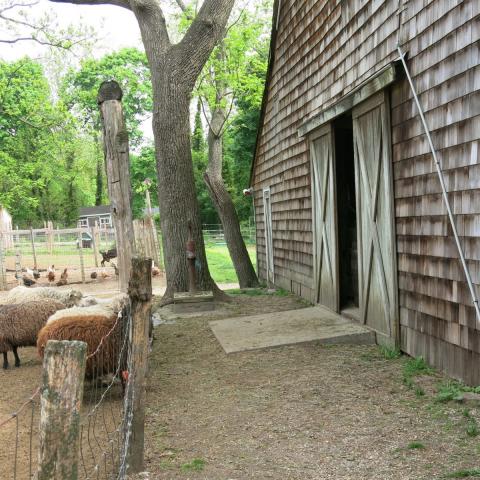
xmin=397 ymin=45 xmax=480 ymax=327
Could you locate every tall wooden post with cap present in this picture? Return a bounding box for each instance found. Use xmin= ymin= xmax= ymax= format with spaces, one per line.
xmin=97 ymin=80 xmax=136 ymax=292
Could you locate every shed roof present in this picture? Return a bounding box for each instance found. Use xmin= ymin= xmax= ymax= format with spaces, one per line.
xmin=79 ymin=205 xmax=111 ymax=217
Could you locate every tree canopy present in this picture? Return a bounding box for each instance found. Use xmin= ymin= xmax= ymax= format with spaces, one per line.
xmin=0 ymin=2 xmax=272 ymax=232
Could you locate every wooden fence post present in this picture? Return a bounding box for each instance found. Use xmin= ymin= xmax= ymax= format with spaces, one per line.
xmin=47 ymin=221 xmax=54 ymax=256
xmin=91 ymin=223 xmax=99 ymax=268
xmin=30 ymin=227 xmax=37 ymax=269
xmin=15 ymin=249 xmax=22 ymax=285
xmin=78 ymin=231 xmax=86 ymax=284
xmin=37 ymin=340 xmax=87 ymax=480
xmin=0 ymin=234 xmax=6 ymax=290
xmin=126 ymin=256 xmax=152 ymax=473
xmin=98 ymin=80 xmax=136 ymax=292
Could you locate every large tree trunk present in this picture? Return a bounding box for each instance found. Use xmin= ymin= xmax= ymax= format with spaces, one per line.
xmin=50 ymin=0 xmax=236 ymax=302
xmin=205 ymin=107 xmax=258 ymax=288
xmin=129 ymin=1 xmax=235 ymax=301
xmin=151 ymin=68 xmax=219 ymax=298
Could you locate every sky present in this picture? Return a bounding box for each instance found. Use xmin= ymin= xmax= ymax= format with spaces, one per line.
xmin=0 ymin=0 xmax=145 ymax=61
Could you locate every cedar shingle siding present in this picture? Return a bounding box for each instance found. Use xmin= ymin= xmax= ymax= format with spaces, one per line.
xmin=252 ymin=0 xmax=480 ymax=384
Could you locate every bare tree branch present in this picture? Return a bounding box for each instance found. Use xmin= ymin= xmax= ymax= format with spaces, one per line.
xmin=0 ymin=1 xmax=39 ymax=14
xmin=176 ymin=0 xmax=235 ymax=84
xmin=49 ymin=0 xmax=131 ymax=10
xmin=174 ymin=0 xmax=187 ymax=12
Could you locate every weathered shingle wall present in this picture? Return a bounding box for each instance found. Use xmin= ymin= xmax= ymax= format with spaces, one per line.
xmin=253 ymin=0 xmax=480 ymax=383
xmin=391 ymin=0 xmax=480 ymax=384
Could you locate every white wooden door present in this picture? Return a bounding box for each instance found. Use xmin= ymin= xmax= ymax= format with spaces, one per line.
xmin=263 ymin=188 xmax=274 ymax=284
xmin=353 ymin=92 xmax=399 ymax=345
xmin=310 ymin=124 xmax=338 ymax=311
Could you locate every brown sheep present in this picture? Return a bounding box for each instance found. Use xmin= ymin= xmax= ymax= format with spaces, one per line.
xmin=0 ymin=299 xmax=65 ymax=369
xmin=37 ymin=311 xmax=126 ymax=380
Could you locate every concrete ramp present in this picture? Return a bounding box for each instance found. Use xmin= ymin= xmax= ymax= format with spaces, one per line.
xmin=209 ymin=305 xmax=376 ymax=354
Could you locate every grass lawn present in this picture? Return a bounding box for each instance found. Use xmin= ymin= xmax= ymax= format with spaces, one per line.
xmin=205 ymin=242 xmax=256 ymax=284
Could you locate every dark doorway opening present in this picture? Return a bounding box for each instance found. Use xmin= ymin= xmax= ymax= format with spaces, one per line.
xmin=334 ymin=114 xmax=359 ymax=314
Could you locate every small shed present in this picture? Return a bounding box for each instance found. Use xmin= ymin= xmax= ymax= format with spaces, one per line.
xmin=251 ymin=0 xmax=480 ymax=384
xmin=0 ymin=206 xmax=13 ymax=249
xmin=78 ymin=205 xmax=112 ymax=228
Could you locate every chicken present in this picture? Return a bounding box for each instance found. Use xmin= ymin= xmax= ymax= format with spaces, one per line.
xmin=25 ymin=267 xmax=40 ymax=279
xmin=100 ymin=269 xmax=110 ymax=280
xmin=22 ymin=276 xmax=36 ymax=287
xmin=56 ymin=268 xmax=68 ymax=286
xmin=152 ymin=261 xmax=161 ymax=276
xmin=47 ymin=265 xmax=55 ymax=283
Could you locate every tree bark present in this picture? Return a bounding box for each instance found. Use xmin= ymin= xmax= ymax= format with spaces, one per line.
xmin=205 ymin=106 xmax=258 ymax=288
xmin=49 ymin=0 xmax=236 ymax=301
xmin=130 ymin=0 xmax=234 ymax=300
xmin=94 ymin=132 xmax=103 ymax=206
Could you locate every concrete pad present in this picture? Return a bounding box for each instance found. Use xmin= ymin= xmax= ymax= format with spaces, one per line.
xmin=209 ymin=305 xmax=376 ymax=354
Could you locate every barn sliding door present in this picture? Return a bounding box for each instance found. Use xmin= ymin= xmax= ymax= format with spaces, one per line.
xmin=310 ymin=124 xmax=338 ymax=311
xmin=353 ymin=92 xmax=398 ymax=345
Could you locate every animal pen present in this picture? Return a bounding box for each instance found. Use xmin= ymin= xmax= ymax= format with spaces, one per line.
xmin=0 ymin=257 xmax=152 ymax=479
xmin=0 ymin=219 xmax=162 ymax=291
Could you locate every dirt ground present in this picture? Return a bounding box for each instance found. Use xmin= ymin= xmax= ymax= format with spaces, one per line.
xmin=139 ymin=293 xmax=480 ymax=480
xmin=0 ymin=277 xmax=167 ymax=479
xmin=1 ymin=288 xmax=479 ymax=479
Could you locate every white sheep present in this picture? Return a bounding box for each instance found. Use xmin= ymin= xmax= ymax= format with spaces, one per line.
xmin=47 ymin=294 xmax=128 ymax=325
xmin=2 ymin=286 xmax=82 ymax=307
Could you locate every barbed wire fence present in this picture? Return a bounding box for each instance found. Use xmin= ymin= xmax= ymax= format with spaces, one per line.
xmin=0 ymin=257 xmax=152 ymax=479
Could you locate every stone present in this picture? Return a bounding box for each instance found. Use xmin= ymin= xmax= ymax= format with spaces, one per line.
xmin=455 ymin=392 xmax=480 ymax=406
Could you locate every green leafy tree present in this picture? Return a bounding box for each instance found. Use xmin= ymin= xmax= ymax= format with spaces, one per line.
xmin=189 ymin=2 xmax=271 ymax=287
xmin=0 ymin=57 xmax=97 ymax=226
xmin=192 ymin=99 xmax=218 ymax=225
xmin=130 ymin=145 xmax=158 ymax=219
xmin=61 ymin=48 xmax=152 ymax=205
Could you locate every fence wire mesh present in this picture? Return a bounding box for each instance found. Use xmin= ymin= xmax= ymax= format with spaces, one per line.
xmin=0 ymin=299 xmax=139 ymax=480
xmin=78 ymin=301 xmax=132 ymax=480
xmin=0 ymin=226 xmax=119 ymax=291
xmin=0 ymin=387 xmax=40 ymax=479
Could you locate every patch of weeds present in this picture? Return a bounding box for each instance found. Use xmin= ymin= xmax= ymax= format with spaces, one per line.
xmin=407 ymin=441 xmax=425 ymax=450
xmin=274 ymin=288 xmax=290 ymax=297
xmin=227 ymin=288 xmax=265 ymax=296
xmin=443 ymin=468 xmax=480 ymax=478
xmin=158 ymin=460 xmax=176 ymax=470
xmin=414 ymin=386 xmax=425 ymax=397
xmin=402 ymin=356 xmax=434 ymax=388
xmin=181 ymin=458 xmax=205 ymax=472
xmin=436 ymin=380 xmax=480 ymax=403
xmin=380 ymin=345 xmax=402 ymax=359
xmin=466 ymin=418 xmax=479 ymax=437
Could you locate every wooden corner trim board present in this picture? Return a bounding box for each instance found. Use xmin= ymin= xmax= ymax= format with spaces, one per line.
xmin=298 ymin=62 xmax=398 ymax=138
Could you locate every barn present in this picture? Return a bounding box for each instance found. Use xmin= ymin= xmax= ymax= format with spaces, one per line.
xmin=251 ymin=0 xmax=480 ymax=384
